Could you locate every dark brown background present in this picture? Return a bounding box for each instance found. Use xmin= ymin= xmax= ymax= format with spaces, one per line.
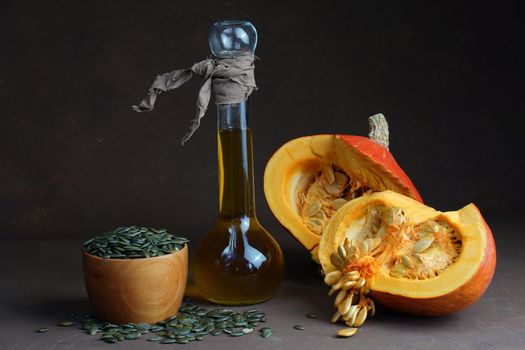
xmin=1 ymin=0 xmax=524 ymax=243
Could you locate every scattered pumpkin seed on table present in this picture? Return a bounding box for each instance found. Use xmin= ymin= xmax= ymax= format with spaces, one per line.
xmin=42 ymin=302 xmax=269 ymax=345
xmin=260 ymin=327 xmax=273 ymax=338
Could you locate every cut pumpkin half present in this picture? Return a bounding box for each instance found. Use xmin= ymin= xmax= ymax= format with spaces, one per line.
xmin=264 ymin=115 xmax=422 ymax=259
xmin=319 ymin=190 xmax=496 ymax=319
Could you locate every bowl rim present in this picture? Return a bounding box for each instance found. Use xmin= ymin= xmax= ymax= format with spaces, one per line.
xmin=83 ymin=243 xmax=188 ymax=262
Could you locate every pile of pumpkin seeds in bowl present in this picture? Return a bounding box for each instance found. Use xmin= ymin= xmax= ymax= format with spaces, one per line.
xmin=83 ymin=226 xmax=188 ymax=259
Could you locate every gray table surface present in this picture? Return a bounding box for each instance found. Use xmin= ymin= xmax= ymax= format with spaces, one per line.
xmin=1 ymin=219 xmax=524 ymax=350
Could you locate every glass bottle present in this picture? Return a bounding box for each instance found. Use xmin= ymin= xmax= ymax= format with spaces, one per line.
xmin=192 ymin=20 xmax=284 ymax=305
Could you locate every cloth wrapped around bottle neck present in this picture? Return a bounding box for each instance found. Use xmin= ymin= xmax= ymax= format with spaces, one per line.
xmin=132 ymin=53 xmax=256 ymax=145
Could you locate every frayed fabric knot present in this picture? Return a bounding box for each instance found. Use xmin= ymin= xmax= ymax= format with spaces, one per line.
xmin=132 ymin=54 xmax=256 ymax=145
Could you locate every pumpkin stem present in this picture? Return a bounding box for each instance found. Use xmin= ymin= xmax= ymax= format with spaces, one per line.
xmin=368 ymin=114 xmax=389 ymax=150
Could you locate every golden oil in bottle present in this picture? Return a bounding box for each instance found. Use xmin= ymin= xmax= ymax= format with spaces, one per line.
xmin=192 ymin=128 xmax=284 ymax=305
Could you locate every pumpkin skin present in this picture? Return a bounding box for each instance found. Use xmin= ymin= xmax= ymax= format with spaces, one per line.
xmin=319 ymin=191 xmax=496 ymax=316
xmin=263 ymin=134 xmax=422 ymax=254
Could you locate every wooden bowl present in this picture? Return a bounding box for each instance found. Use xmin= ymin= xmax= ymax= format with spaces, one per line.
xmin=83 ymin=245 xmax=188 ymax=324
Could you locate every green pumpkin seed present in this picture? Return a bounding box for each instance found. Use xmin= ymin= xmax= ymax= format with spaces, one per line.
xmin=86 ymin=321 xmax=98 ymax=328
xmin=150 ymin=325 xmax=163 ymax=332
xmin=35 ymin=327 xmax=49 ymax=333
xmin=212 ymin=315 xmax=229 ymax=322
xmin=307 ymin=313 xmax=318 ymax=318
xmin=148 ymin=336 xmax=162 ymax=342
xmin=180 ymin=318 xmax=196 ymax=325
xmin=88 ymin=326 xmax=99 ymax=335
xmin=136 ymin=322 xmax=150 ymax=331
xmin=293 ymin=324 xmax=305 ymax=330
xmin=260 ymin=328 xmax=273 ymax=338
xmin=103 ymin=324 xmax=120 ymax=331
xmin=210 ymin=329 xmax=222 ymax=336
xmin=58 ymin=320 xmax=74 ymax=327
xmin=160 ymin=339 xmax=176 ymax=344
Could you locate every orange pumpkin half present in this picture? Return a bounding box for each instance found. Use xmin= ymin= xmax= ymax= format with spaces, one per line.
xmin=264 ymin=115 xmax=422 ymax=259
xmin=319 ymin=191 xmax=496 ymax=317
